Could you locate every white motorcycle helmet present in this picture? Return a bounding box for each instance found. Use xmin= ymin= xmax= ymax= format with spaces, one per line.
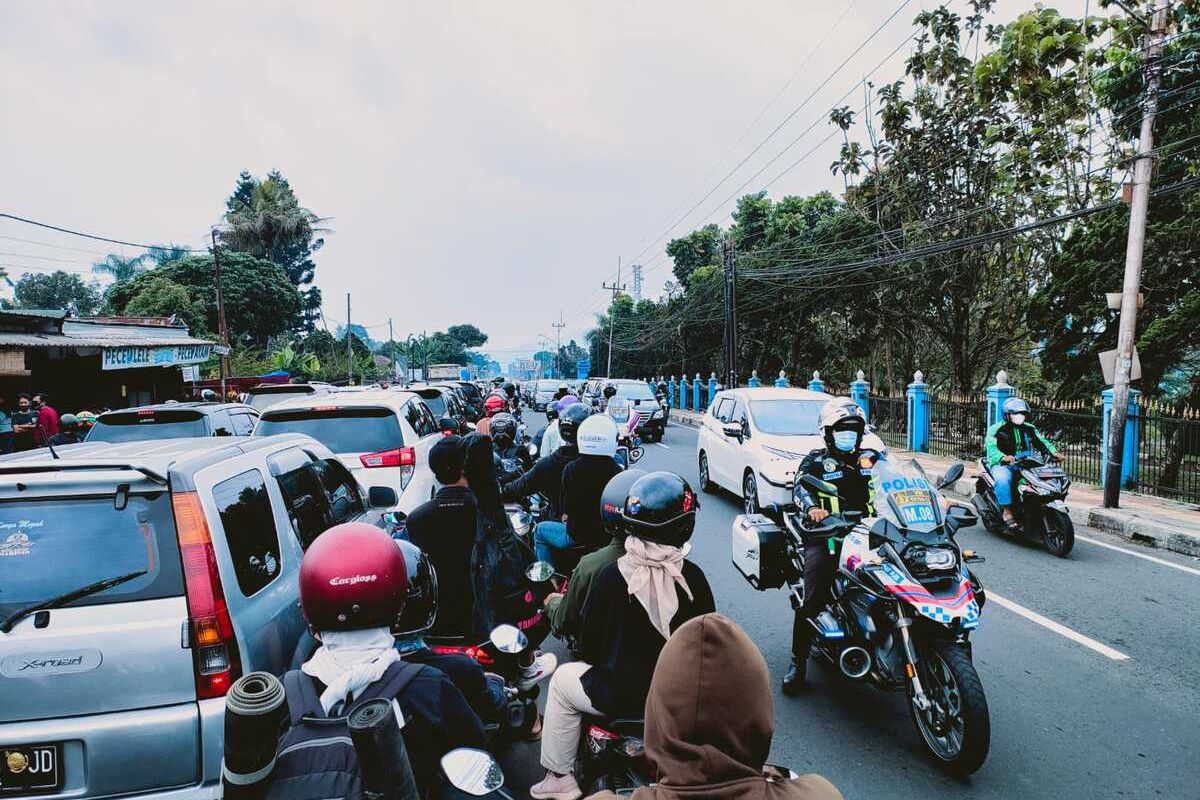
xmin=577 ymin=413 xmax=619 ymax=457
xmin=817 ymin=397 xmax=866 ymax=454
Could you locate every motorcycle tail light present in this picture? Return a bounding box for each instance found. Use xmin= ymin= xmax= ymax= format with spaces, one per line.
xmin=587 ymin=725 xmax=619 ymax=754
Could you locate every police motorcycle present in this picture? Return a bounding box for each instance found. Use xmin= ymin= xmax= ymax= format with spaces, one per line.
xmin=605 ymin=396 xmax=644 ymax=466
xmin=973 ymin=450 xmax=1074 ymax=557
xmin=732 ymin=458 xmax=991 ymax=775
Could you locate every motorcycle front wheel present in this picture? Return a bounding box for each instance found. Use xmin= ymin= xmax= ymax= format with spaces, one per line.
xmin=908 ymin=643 xmax=991 ymax=776
xmin=1042 ymin=507 xmax=1075 ymax=557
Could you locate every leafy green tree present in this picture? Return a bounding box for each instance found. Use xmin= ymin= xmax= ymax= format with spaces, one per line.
xmin=220 ymin=170 xmax=326 ymax=330
xmin=108 ymin=252 xmax=301 ymax=344
xmin=665 ymin=224 xmax=722 ymax=285
xmin=14 ymin=271 xmax=101 ymax=315
xmin=123 ymin=275 xmax=205 ymax=332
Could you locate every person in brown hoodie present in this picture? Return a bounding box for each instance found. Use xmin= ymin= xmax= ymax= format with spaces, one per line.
xmin=588 ymin=613 xmax=842 ymax=800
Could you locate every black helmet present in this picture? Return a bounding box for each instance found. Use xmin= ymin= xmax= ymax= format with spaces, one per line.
xmin=622 ymin=471 xmax=698 ymax=547
xmin=600 ymin=469 xmax=647 ymax=536
xmin=490 ymin=412 xmax=517 ymax=448
xmin=603 ymin=383 xmax=617 ymax=399
xmin=557 ymin=402 xmax=591 ymax=445
xmin=393 ymin=539 xmax=438 ymax=637
xmin=503 ymin=381 xmax=516 ymax=398
xmin=491 ymin=375 xmax=505 ymax=386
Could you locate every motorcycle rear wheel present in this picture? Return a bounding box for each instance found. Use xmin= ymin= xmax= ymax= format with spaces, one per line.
xmin=1042 ymin=507 xmax=1075 ymax=557
xmin=908 ymin=643 xmax=991 ymax=776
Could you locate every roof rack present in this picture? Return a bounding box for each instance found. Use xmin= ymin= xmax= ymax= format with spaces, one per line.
xmin=0 ymin=462 xmax=168 ymax=485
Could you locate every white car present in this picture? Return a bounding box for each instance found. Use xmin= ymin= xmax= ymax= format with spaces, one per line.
xmin=696 ymin=387 xmax=886 ymax=515
xmin=254 ymin=390 xmax=443 ymax=514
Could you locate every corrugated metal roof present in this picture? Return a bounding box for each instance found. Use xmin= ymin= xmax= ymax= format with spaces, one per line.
xmin=0 ymin=332 xmax=214 ymax=348
xmin=0 ymin=308 xmax=67 ymax=320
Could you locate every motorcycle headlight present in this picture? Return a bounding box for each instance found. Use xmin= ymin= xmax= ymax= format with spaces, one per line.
xmin=903 ymin=545 xmax=957 ymax=576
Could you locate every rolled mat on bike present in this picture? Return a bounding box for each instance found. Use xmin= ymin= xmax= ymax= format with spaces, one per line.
xmin=348 ymin=699 xmax=419 ymax=800
xmin=222 ymin=672 xmax=289 ymax=799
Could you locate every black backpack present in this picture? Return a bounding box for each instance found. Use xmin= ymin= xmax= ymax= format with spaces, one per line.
xmin=263 ymin=661 xmax=428 ymax=800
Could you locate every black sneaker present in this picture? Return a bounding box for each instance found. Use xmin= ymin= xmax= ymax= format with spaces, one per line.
xmin=782 ymin=657 xmax=806 ymax=695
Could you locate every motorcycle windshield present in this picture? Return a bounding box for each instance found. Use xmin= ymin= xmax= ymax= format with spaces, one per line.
xmin=606 ymin=397 xmax=632 ymax=423
xmin=872 ymin=458 xmax=944 ymax=535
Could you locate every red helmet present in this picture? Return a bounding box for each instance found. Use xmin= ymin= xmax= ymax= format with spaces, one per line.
xmin=483 ymin=393 xmax=507 ymax=417
xmin=299 ymin=523 xmax=408 ymax=631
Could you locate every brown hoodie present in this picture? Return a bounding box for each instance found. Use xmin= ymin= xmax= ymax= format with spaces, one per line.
xmin=588 ymin=613 xmax=842 ymax=800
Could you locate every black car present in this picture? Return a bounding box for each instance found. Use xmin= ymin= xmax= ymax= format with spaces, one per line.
xmin=404 ymin=384 xmax=469 ymax=429
xmin=85 ymin=401 xmax=260 ymax=442
xmin=442 ymin=379 xmax=483 ymax=416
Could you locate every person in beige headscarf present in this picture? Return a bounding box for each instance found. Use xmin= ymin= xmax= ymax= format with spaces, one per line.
xmin=589 ymin=613 xmax=842 ymax=800
xmin=531 ymin=472 xmax=715 ymax=800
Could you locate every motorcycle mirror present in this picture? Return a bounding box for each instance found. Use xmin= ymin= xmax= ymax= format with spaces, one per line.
xmin=525 ymin=561 xmax=555 ymax=583
xmin=489 ymin=624 xmax=528 ymax=654
xmin=440 ymin=748 xmax=504 ymax=796
xmin=799 ymin=474 xmax=839 ymax=497
xmin=937 ymin=463 xmax=965 ymax=489
xmin=946 ymin=502 xmax=978 ymax=526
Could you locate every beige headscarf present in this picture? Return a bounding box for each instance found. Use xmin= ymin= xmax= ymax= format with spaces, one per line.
xmin=617 ymin=536 xmax=693 ymax=639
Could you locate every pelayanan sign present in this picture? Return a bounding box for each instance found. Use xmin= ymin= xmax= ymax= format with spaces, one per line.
xmin=101 ymin=344 xmax=212 ymax=371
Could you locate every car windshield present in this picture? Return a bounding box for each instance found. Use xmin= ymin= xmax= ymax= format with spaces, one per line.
xmin=748 ymin=399 xmax=825 ymax=435
xmin=616 ymin=383 xmax=655 ymax=401
xmin=87 ymin=410 xmax=208 ymax=442
xmin=248 ymin=389 xmax=313 ymax=410
xmin=256 ymin=407 xmax=404 ymax=453
xmin=0 ymin=495 xmax=182 ymax=613
xmin=420 ymin=394 xmax=448 ymax=416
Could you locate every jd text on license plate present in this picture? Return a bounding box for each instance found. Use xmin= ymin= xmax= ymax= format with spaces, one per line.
xmin=0 ymin=744 xmax=61 ymax=795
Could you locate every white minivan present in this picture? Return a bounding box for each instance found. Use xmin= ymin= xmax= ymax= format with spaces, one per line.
xmin=255 ymin=390 xmax=443 ymax=513
xmin=696 ymin=387 xmax=886 ymax=515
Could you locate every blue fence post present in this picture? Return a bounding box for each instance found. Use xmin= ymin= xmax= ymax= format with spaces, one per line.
xmin=693 ymin=373 xmax=702 ymax=410
xmin=1101 ymin=387 xmax=1141 ymax=489
xmin=748 ymin=370 xmax=761 ymax=388
xmin=850 ymin=369 xmax=870 ymax=421
xmin=985 ymin=370 xmax=1013 ymax=429
xmin=708 ymin=373 xmax=718 ymax=407
xmin=808 ymin=370 xmax=825 ymax=393
xmin=775 ymin=370 xmax=790 ymax=388
xmin=669 ymin=375 xmax=677 ymax=407
xmin=678 ymin=375 xmax=688 ymax=410
xmin=907 ymin=371 xmax=930 ymax=452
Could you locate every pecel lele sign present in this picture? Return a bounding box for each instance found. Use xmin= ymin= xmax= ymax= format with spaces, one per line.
xmin=101 ymin=344 xmax=212 ymax=371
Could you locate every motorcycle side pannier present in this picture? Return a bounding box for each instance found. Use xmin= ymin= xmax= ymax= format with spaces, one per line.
xmin=731 ymin=513 xmax=787 ymax=590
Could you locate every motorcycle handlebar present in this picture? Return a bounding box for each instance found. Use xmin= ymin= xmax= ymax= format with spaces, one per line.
xmin=798 ymin=514 xmax=856 ymax=536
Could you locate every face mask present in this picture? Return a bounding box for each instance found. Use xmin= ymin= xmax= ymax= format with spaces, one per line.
xmin=832 ymin=430 xmax=858 ymax=452
xmin=1010 ymin=413 xmax=1026 ymax=426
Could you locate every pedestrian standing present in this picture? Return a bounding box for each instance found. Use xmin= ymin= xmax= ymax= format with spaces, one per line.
xmin=32 ymin=392 xmax=60 ymax=447
xmin=0 ymin=394 xmax=13 ymax=454
xmin=12 ymin=394 xmax=38 ymax=451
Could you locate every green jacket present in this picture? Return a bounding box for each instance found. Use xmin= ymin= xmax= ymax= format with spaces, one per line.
xmin=545 ymin=538 xmax=625 ymax=638
xmin=985 ymin=420 xmax=1058 ymax=467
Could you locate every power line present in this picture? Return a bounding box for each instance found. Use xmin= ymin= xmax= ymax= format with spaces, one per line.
xmin=0 ymin=213 xmax=205 ymax=252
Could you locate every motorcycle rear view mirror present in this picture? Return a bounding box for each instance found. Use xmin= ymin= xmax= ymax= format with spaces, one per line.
xmin=441 ymin=748 xmax=504 ymax=796
xmin=489 ymin=624 xmax=528 ymax=655
xmin=526 ymin=561 xmax=555 ymax=583
xmin=945 ymin=502 xmax=978 ymax=528
xmin=937 ymin=463 xmax=965 ymax=489
xmin=798 ymin=474 xmax=839 ymax=497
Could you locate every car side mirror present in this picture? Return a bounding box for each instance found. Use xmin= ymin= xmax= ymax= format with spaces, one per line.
xmin=799 ymin=474 xmax=839 ymax=496
xmin=936 ymin=463 xmax=965 ymax=490
xmin=722 ymin=423 xmax=743 ymax=442
xmin=369 ymin=486 xmax=398 ymax=508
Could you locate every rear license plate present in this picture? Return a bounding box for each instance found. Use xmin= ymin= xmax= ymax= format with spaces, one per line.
xmin=0 ymin=744 xmax=61 ymax=795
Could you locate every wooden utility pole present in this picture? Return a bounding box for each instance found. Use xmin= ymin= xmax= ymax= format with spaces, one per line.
xmin=211 ymin=229 xmax=231 ymax=399
xmin=602 ymin=257 xmax=625 ymax=378
xmin=1104 ymin=0 xmax=1170 ymax=508
xmin=722 ymin=237 xmax=738 ymax=389
xmin=346 ymin=293 xmax=353 ymax=385
xmin=388 ymin=318 xmax=396 ymax=382
xmin=552 ymin=309 xmax=566 ymax=379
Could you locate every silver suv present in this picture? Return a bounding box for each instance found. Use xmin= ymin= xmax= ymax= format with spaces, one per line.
xmin=0 ymin=436 xmax=394 ymax=799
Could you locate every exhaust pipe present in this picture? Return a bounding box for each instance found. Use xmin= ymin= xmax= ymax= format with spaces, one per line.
xmin=838 ymin=646 xmax=872 ymax=679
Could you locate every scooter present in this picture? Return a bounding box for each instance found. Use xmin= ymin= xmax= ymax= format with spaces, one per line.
xmin=973 ymin=451 xmax=1074 ymax=557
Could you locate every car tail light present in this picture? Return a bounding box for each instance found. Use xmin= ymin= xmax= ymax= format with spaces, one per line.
xmin=587 ymin=724 xmax=620 ymax=754
xmin=172 ymin=491 xmax=242 ymax=700
xmin=360 ymin=447 xmax=416 ymax=489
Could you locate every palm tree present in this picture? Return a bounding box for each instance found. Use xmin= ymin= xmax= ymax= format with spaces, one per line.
xmin=92 ymin=253 xmax=147 ymax=282
xmin=219 ymin=172 xmax=327 ymax=285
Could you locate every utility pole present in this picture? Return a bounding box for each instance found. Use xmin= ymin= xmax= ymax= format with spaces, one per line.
xmin=552 ymin=309 xmax=566 ymax=379
xmin=346 ymin=293 xmax=353 ymax=385
xmin=722 ymin=237 xmax=738 ymax=389
xmin=1104 ymin=0 xmax=1170 ymax=508
xmin=388 ymin=318 xmax=397 ymax=382
xmin=211 ymin=229 xmax=230 ymax=399
xmin=602 ymin=257 xmax=625 ymax=378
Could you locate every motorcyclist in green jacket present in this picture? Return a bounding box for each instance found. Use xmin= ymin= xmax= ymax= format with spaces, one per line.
xmin=985 ymin=397 xmax=1062 ymax=528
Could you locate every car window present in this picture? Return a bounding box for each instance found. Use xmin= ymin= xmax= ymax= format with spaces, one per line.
xmin=257 ymin=407 xmax=404 ymax=453
xmin=406 ymin=400 xmax=438 ymax=437
xmin=747 ymin=399 xmax=825 ymax=435
xmin=212 ymin=470 xmax=282 ymax=596
xmin=0 ymin=495 xmax=181 ymax=613
xmin=248 ymin=389 xmax=313 ymax=410
xmin=421 ymin=392 xmax=448 ymax=418
xmin=713 ymin=398 xmax=732 ymax=423
xmin=615 ymin=383 xmax=655 ymax=401
xmin=87 ymin=409 xmax=208 ymax=442
xmin=230 ymin=412 xmax=257 ymax=436
xmin=268 ymin=449 xmax=334 ymax=549
xmin=210 ymin=409 xmax=234 ymax=437
xmin=312 ymin=458 xmax=366 ymax=525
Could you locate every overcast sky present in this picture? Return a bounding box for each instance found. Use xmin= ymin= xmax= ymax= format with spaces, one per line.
xmin=2 ymin=0 xmax=1048 ymax=362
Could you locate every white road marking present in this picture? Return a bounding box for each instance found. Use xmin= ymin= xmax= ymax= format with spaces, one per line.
xmin=653 ymin=442 xmax=671 ymax=449
xmin=988 ymin=591 xmax=1130 ymax=661
xmin=1076 ymin=534 xmax=1200 ymax=577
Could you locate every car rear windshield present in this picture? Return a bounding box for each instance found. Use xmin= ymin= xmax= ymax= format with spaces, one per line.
xmin=248 ymin=388 xmax=313 ymax=410
xmin=616 ymin=383 xmax=656 ymax=401
xmin=0 ymin=494 xmax=183 ymax=614
xmin=87 ymin=410 xmax=208 ymax=442
xmin=420 ymin=394 xmax=448 ymax=416
xmin=535 ymin=381 xmax=558 ymax=391
xmin=256 ymin=407 xmax=404 ymax=453
xmin=749 ymin=399 xmax=825 ymax=435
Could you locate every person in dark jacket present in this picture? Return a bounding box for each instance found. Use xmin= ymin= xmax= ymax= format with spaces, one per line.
xmin=501 ymin=402 xmax=589 ymax=518
xmin=536 ymin=414 xmax=622 ymax=566
xmin=531 ymin=472 xmax=715 ymax=800
xmin=405 ymin=435 xmax=478 ymax=636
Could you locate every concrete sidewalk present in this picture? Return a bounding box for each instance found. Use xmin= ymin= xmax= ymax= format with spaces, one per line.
xmin=667 ymin=407 xmax=1200 ymax=558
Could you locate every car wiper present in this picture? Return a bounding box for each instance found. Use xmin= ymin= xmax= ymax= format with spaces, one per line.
xmin=0 ymin=569 xmax=148 ymax=633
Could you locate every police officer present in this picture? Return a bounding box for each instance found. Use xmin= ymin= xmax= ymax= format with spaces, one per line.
xmin=783 ymin=397 xmax=879 ymax=694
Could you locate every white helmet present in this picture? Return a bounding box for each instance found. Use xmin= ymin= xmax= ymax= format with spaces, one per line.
xmin=817 ymin=397 xmax=865 ymax=452
xmin=577 ymin=413 xmax=619 ymax=457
